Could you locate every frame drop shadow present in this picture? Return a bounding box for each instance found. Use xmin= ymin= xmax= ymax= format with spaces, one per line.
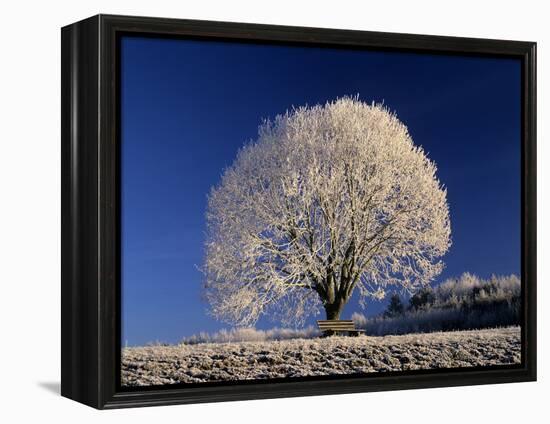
xmin=38 ymin=381 xmax=60 ymax=395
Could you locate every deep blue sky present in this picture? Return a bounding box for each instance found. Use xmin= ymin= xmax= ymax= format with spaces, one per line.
xmin=121 ymin=36 xmax=521 ymax=346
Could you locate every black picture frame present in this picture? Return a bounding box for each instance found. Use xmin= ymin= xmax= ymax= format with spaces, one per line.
xmin=61 ymin=14 xmax=537 ymax=409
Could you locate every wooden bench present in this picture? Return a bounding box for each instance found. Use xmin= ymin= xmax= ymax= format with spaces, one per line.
xmin=317 ymin=320 xmax=365 ymax=337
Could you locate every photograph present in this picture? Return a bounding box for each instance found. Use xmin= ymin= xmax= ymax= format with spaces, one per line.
xmin=119 ymin=34 xmax=523 ymax=387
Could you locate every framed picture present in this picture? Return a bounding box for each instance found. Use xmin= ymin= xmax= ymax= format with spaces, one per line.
xmin=61 ymin=14 xmax=536 ymax=409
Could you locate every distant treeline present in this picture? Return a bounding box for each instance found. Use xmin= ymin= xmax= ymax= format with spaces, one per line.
xmin=352 ymin=273 xmax=521 ymax=336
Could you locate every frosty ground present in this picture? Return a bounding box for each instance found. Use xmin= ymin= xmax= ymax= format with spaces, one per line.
xmin=121 ymin=327 xmax=520 ymax=386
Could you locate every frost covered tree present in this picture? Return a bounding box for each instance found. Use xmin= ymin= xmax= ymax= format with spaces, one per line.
xmin=203 ymin=97 xmax=451 ymax=326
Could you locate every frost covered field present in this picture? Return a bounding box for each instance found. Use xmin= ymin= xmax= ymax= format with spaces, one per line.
xmin=121 ymin=327 xmax=520 ymax=386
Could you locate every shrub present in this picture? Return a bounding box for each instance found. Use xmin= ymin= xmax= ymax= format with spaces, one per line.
xmin=180 ymin=326 xmax=320 ymax=345
xmin=409 ymin=287 xmax=435 ymax=311
xmin=351 ymin=312 xmax=368 ymax=328
xmin=384 ymin=294 xmax=405 ymax=317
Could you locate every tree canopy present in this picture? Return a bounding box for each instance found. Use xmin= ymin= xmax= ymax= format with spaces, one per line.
xmin=203 ymin=97 xmax=451 ymax=326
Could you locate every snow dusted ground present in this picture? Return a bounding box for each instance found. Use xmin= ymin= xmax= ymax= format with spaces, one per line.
xmin=121 ymin=327 xmax=520 ymax=387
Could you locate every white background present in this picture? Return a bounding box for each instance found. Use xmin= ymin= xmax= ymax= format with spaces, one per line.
xmin=0 ymin=0 xmax=546 ymax=422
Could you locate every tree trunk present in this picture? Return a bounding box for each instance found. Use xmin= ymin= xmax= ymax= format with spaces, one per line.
xmin=324 ymin=301 xmax=344 ymax=320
